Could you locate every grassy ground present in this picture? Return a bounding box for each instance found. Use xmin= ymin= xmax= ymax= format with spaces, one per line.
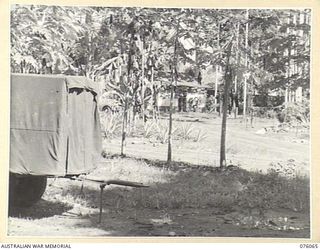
xmin=8 ymin=156 xmax=310 ymax=237
xmin=8 ymin=113 xmax=310 ymax=237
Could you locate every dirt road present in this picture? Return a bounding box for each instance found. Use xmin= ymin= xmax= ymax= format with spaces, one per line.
xmin=104 ymin=115 xmax=309 ymax=175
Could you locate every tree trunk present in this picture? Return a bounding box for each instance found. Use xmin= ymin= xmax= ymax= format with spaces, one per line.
xmin=120 ymin=95 xmax=128 ymax=156
xmin=141 ymin=40 xmax=145 ymax=124
xmin=233 ymin=22 xmax=240 ymax=118
xmin=215 ymin=22 xmax=220 ymax=113
xmin=220 ymin=66 xmax=232 ymax=168
xmin=243 ymin=9 xmax=249 ymax=127
xmin=249 ymin=85 xmax=254 ymax=128
xmin=120 ymin=32 xmax=134 ymax=155
xmin=215 ymin=65 xmax=219 ymax=112
xmin=249 ymin=43 xmax=255 ymax=127
xmin=220 ymin=42 xmax=233 ymax=168
xmin=151 ymin=66 xmax=157 ymax=120
xmin=167 ymin=20 xmax=179 ymax=165
xmin=219 ymin=93 xmax=223 ymax=117
xmin=167 ymin=83 xmax=174 ymax=163
xmin=233 ymin=76 xmax=238 ymax=118
xmin=285 ymin=12 xmax=293 ymax=107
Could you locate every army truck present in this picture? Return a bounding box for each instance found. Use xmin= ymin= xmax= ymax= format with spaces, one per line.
xmin=9 ymin=73 xmax=102 ymax=206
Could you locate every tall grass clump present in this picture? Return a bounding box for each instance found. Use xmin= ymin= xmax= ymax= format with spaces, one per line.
xmin=100 ymin=112 xmax=122 ymax=139
xmin=192 ymin=129 xmax=208 ymax=142
xmin=176 ymin=123 xmax=195 ymax=141
xmin=154 ymin=121 xmax=177 ymax=144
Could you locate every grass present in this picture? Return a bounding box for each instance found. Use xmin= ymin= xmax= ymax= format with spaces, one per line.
xmin=9 ymin=155 xmax=308 ymax=236
xmin=48 ymin=156 xmax=309 ymax=221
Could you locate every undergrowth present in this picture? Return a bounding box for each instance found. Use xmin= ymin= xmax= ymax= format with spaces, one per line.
xmin=100 ymin=112 xmax=122 ymax=139
xmin=130 ymin=119 xmax=208 ymax=143
xmin=53 ymin=157 xmax=309 ymax=218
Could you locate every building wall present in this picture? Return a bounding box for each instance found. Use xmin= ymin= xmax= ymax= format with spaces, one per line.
xmin=157 ymin=87 xmax=208 ymax=112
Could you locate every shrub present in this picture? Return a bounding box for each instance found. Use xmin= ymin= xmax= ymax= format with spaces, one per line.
xmin=174 ymin=123 xmax=208 ymax=142
xmin=175 ymin=123 xmax=195 ymax=141
xmin=254 ymin=107 xmax=277 ymax=119
xmin=143 ymin=120 xmax=157 ymax=138
xmin=193 ymin=129 xmax=208 ymax=142
xmin=154 ymin=121 xmax=177 ymax=144
xmin=276 ymin=98 xmax=310 ymax=124
xmin=100 ymin=112 xmax=122 ymax=139
xmin=205 ymin=96 xmax=217 ymax=113
xmin=237 ymin=169 xmax=309 ymax=215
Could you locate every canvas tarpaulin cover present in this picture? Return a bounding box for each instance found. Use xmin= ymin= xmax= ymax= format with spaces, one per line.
xmin=10 ymin=74 xmax=101 ymax=176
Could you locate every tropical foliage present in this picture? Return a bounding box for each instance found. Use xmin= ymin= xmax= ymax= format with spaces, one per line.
xmin=11 ymin=6 xmax=311 ymax=164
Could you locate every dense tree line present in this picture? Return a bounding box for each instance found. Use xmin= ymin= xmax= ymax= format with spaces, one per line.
xmin=11 ymin=6 xmax=311 ymax=166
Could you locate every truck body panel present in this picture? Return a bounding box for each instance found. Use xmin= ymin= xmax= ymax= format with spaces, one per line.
xmin=10 ymin=74 xmax=101 ymax=176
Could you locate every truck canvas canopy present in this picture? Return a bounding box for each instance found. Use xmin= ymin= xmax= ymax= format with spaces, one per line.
xmin=10 ymin=74 xmax=102 ymax=176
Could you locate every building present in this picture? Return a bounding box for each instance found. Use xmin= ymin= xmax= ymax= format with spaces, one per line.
xmin=155 ymin=80 xmax=213 ymax=112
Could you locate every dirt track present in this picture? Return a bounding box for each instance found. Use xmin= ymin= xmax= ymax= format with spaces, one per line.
xmin=105 ymin=115 xmax=309 ymax=175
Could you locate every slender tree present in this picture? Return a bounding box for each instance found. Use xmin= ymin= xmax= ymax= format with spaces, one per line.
xmin=243 ymin=9 xmax=249 ymax=127
xmin=167 ymin=18 xmax=180 ymax=164
xmin=120 ymin=16 xmax=137 ymax=156
xmin=233 ymin=22 xmax=240 ymax=118
xmin=219 ymin=38 xmax=233 ymax=168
